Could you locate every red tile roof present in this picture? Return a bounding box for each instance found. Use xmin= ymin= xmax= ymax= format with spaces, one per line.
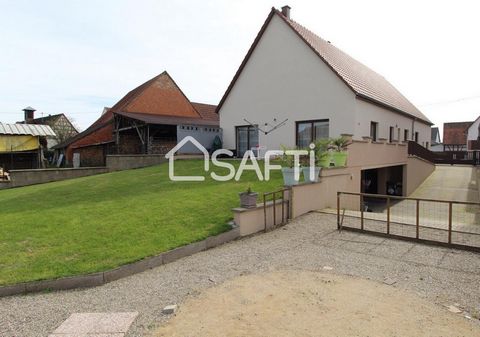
xmin=191 ymin=102 xmax=218 ymax=121
xmin=217 ymin=8 xmax=432 ymax=125
xmin=443 ymin=121 xmax=472 ymax=145
xmin=111 ymin=71 xmax=201 ymax=119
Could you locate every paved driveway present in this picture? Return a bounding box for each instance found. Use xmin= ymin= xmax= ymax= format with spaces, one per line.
xmin=1 ymin=213 xmax=479 ymax=336
xmin=410 ymin=165 xmax=479 ymax=202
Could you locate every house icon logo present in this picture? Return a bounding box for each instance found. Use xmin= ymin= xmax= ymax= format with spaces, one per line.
xmin=165 ymin=136 xmax=210 ymax=181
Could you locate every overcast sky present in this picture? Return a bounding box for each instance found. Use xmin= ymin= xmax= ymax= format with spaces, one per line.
xmin=1 ymin=0 xmax=479 ymax=137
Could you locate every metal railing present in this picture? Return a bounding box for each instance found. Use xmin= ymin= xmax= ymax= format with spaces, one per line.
xmin=337 ymin=191 xmax=480 ymax=251
xmin=263 ymin=188 xmax=290 ymax=231
xmin=408 ymin=141 xmax=480 ymax=166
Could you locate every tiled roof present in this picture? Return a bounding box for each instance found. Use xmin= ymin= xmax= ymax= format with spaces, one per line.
xmin=443 ymin=121 xmax=472 ymax=145
xmin=191 ymin=102 xmax=218 ymax=121
xmin=111 ymin=71 xmax=201 ymax=119
xmin=217 ymin=8 xmax=432 ymax=125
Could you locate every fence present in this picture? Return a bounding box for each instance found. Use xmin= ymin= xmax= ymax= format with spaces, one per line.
xmin=263 ymin=188 xmax=290 ymax=231
xmin=408 ymin=141 xmax=480 ymax=165
xmin=337 ymin=191 xmax=480 ymax=251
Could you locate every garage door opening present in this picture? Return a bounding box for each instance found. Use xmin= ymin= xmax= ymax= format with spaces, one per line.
xmin=361 ymin=165 xmax=404 ymax=212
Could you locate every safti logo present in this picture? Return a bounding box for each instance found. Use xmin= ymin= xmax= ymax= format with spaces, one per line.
xmin=165 ymin=136 xmax=317 ymax=182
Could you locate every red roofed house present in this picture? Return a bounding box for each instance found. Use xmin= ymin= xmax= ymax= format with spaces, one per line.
xmin=54 ymin=72 xmax=219 ymax=166
xmin=443 ymin=121 xmax=472 ymax=151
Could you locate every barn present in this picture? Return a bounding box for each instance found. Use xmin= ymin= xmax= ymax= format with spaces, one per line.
xmin=54 ymin=72 xmax=219 ymax=167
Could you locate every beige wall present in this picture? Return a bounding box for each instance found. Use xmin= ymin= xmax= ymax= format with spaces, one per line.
xmin=219 ymin=14 xmax=356 ymax=153
xmin=233 ymin=199 xmax=289 ymax=236
xmin=354 ymin=99 xmax=431 ymax=148
xmin=347 ymin=139 xmax=408 ymax=169
xmin=404 ymin=156 xmax=435 ymax=196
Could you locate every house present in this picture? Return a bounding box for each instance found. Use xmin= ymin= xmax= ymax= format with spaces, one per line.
xmin=53 ymin=71 xmax=219 ymax=167
xmin=443 ymin=121 xmax=472 ymax=151
xmin=430 ymin=127 xmax=443 ymax=152
xmin=0 ymin=122 xmax=55 ymax=170
xmin=19 ymin=107 xmax=78 ymax=149
xmin=218 ymin=6 xmax=433 ymax=157
xmin=466 ymin=115 xmax=480 ymax=150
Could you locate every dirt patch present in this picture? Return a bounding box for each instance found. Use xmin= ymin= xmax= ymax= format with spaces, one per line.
xmin=153 ymin=270 xmax=478 ymax=337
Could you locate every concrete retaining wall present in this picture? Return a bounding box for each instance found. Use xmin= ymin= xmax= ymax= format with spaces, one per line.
xmin=106 ymin=154 xmax=168 ymax=171
xmin=404 ymin=156 xmax=436 ymax=196
xmin=7 ymin=167 xmax=109 ymax=188
xmin=0 ymin=227 xmax=240 ymax=297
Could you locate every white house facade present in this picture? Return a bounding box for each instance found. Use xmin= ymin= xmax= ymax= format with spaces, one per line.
xmin=218 ymin=7 xmax=432 ymax=156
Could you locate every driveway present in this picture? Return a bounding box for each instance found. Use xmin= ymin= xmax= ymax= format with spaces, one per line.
xmin=1 ymin=213 xmax=479 ymax=336
xmin=410 ymin=165 xmax=479 ymax=202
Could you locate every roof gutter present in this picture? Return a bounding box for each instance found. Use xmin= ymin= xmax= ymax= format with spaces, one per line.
xmin=356 ymin=94 xmax=433 ymax=126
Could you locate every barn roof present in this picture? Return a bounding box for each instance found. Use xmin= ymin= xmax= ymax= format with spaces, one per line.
xmin=0 ymin=122 xmax=56 ymax=137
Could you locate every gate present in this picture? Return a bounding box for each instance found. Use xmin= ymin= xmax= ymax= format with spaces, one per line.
xmin=337 ymin=192 xmax=480 ymax=252
xmin=263 ymin=188 xmax=290 ymax=231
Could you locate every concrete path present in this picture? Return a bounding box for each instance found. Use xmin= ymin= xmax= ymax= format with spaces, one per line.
xmin=410 ymin=165 xmax=479 ymax=202
xmin=48 ymin=312 xmax=138 ymax=337
xmin=1 ymin=213 xmax=479 ymax=337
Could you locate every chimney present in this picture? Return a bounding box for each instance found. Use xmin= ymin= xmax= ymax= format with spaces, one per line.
xmin=281 ymin=5 xmax=291 ymax=19
xmin=23 ymin=106 xmax=36 ymax=123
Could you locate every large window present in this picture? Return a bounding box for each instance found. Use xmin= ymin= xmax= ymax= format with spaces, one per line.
xmin=295 ymin=119 xmax=329 ymax=147
xmin=404 ymin=129 xmax=409 ymax=141
xmin=236 ymin=125 xmax=259 ymax=157
xmin=370 ymin=122 xmax=378 ymax=141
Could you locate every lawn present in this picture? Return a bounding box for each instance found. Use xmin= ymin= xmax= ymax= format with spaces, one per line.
xmin=0 ymin=160 xmax=283 ymax=286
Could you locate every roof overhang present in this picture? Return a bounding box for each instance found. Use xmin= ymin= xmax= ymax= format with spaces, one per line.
xmin=115 ymin=111 xmax=219 ymax=127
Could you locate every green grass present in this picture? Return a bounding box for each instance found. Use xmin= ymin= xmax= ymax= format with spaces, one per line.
xmin=0 ymin=160 xmax=282 ymax=286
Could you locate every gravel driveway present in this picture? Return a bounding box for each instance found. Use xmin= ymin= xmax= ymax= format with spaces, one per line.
xmin=1 ymin=212 xmax=479 ymax=336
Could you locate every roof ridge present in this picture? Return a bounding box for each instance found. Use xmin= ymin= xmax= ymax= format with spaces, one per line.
xmin=110 ymin=71 xmax=167 ymax=112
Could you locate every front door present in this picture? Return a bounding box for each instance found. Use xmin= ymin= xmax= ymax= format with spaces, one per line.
xmin=236 ymin=125 xmax=259 ymax=157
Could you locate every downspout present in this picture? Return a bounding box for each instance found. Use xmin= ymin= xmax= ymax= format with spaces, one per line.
xmin=411 ymin=118 xmax=416 ymax=141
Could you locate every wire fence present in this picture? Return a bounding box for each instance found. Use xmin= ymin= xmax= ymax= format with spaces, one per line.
xmin=336 ymin=192 xmax=480 ymax=251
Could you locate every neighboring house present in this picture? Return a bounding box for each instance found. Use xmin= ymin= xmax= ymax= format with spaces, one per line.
xmin=0 ymin=122 xmax=55 ymax=170
xmin=443 ymin=121 xmax=472 ymax=151
xmin=218 ymin=6 xmax=433 ymax=157
xmin=466 ymin=115 xmax=480 ymax=150
xmin=430 ymin=127 xmax=443 ymax=152
xmin=19 ymin=107 xmax=78 ymax=149
xmin=53 ymin=71 xmax=219 ymax=167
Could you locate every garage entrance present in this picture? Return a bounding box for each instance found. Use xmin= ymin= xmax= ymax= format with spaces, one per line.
xmin=361 ymin=165 xmax=404 ymax=196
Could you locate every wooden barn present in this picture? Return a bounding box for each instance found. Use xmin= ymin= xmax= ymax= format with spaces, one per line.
xmin=54 ymin=71 xmax=219 ymax=167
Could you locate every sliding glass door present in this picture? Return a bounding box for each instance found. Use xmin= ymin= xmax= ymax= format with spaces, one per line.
xmin=236 ymin=125 xmax=259 ymax=157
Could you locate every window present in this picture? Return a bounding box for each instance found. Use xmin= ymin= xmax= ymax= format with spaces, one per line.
xmin=426 ymin=141 xmax=429 ymax=149
xmin=414 ymin=132 xmax=419 ymax=143
xmin=295 ymin=119 xmax=329 ymax=147
xmin=389 ymin=126 xmax=394 ymax=142
xmin=236 ymin=125 xmax=259 ymax=157
xmin=370 ymin=122 xmax=378 ymax=141
xmin=404 ymin=129 xmax=409 ymax=141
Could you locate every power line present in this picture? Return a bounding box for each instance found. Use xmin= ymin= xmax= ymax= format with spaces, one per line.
xmin=420 ymin=94 xmax=480 ymax=107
